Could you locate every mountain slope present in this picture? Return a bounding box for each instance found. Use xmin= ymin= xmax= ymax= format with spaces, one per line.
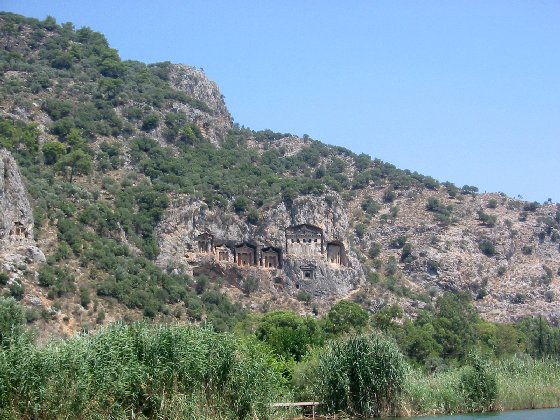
xmin=0 ymin=12 xmax=559 ymax=337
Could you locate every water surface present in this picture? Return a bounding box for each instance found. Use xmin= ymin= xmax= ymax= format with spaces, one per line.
xmin=390 ymin=407 xmax=560 ymax=419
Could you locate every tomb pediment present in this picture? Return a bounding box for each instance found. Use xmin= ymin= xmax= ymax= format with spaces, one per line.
xmin=235 ymin=242 xmax=256 ymax=266
xmin=286 ymin=224 xmax=323 ymax=238
xmin=235 ymin=244 xmax=255 ymax=252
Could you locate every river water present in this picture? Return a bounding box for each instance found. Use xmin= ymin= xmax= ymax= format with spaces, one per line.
xmin=391 ymin=407 xmax=560 ymax=419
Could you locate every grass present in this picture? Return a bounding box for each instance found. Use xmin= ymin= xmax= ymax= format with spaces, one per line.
xmin=403 ymin=356 xmax=560 ymax=417
xmin=404 ymin=366 xmax=466 ymax=416
xmin=494 ymin=356 xmax=560 ymax=411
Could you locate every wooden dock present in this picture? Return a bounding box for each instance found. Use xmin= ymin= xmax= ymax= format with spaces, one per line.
xmin=271 ymin=402 xmax=320 ymax=419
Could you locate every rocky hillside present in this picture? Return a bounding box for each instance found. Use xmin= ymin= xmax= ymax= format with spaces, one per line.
xmin=0 ymin=12 xmax=559 ymax=337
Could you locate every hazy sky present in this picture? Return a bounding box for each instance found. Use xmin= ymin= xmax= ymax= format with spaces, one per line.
xmin=3 ymin=1 xmax=560 ymax=202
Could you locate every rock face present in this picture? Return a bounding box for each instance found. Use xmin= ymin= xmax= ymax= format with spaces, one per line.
xmin=353 ymin=187 xmax=560 ymax=323
xmin=156 ymin=193 xmax=365 ymax=300
xmin=168 ymin=64 xmax=233 ymax=145
xmin=0 ymin=148 xmax=44 ymax=263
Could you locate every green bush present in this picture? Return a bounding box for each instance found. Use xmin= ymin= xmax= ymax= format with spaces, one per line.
xmin=296 ymin=291 xmax=312 ymax=303
xmin=79 ymin=287 xmax=91 ymax=308
xmin=141 ymin=113 xmax=160 ymax=131
xmin=0 ymin=297 xmax=26 ymax=346
xmin=8 ymin=283 xmax=24 ymax=300
xmin=368 ymin=242 xmax=382 ymax=259
xmin=523 ymin=201 xmax=540 ymax=212
xmin=390 ymin=235 xmax=407 ymax=249
xmin=521 ymin=245 xmax=533 ymax=255
xmin=355 ymin=223 xmax=366 ymax=239
xmin=383 ymin=188 xmax=396 ymax=203
xmin=316 ymin=333 xmax=407 ymax=417
xmin=401 ymin=243 xmax=414 ymax=262
xmin=361 ymin=197 xmax=381 ymax=215
xmin=459 ymin=353 xmax=497 ymax=411
xmin=479 ymin=239 xmax=496 ymax=257
xmin=322 ymin=300 xmax=369 ymax=336
xmin=242 ymin=276 xmax=259 ymax=296
xmin=477 ymin=209 xmax=497 ymax=227
xmin=426 ymin=197 xmax=453 ymax=225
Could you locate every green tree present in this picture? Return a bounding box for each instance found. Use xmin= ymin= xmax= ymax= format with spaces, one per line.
xmin=255 ymin=311 xmax=322 ymax=361
xmin=372 ymin=304 xmax=403 ymax=334
xmin=55 ymin=149 xmax=92 ymax=182
xmin=402 ymin=315 xmax=442 ymax=364
xmin=42 ymin=140 xmax=66 ymax=165
xmin=433 ymin=292 xmax=479 ymax=359
xmin=322 ymin=300 xmax=369 ymax=336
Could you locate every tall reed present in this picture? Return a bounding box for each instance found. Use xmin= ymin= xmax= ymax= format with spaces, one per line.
xmin=494 ymin=356 xmax=560 ymax=411
xmin=0 ymin=322 xmax=284 ymax=419
xmin=404 ymin=355 xmax=560 ymax=416
xmin=314 ymin=333 xmax=407 ymax=417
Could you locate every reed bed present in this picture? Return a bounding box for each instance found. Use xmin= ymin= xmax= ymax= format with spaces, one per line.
xmin=2 ymin=322 xmax=560 ymax=419
xmin=403 ymin=356 xmax=560 ymax=417
xmin=0 ymin=322 xmax=284 ymax=419
xmin=494 ymin=356 xmax=560 ymax=411
xmin=403 ymin=366 xmax=466 ymax=416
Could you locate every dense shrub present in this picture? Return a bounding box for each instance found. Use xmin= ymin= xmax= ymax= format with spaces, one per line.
xmin=256 ymin=311 xmax=322 ymax=361
xmin=521 ymin=245 xmax=533 ymax=255
xmin=523 ymin=201 xmax=540 ymax=212
xmin=479 ymin=239 xmax=496 ymax=257
xmin=0 ymin=297 xmax=25 ymax=347
xmin=390 ymin=235 xmax=407 ymax=249
xmin=459 ymin=353 xmax=497 ymax=412
xmin=361 ymin=197 xmax=381 ymax=215
xmin=368 ymin=242 xmax=382 ymax=258
xmin=316 ymin=333 xmax=407 ymax=417
xmin=426 ymin=197 xmax=453 ymax=225
xmin=383 ymin=187 xmax=396 ymax=203
xmin=477 ymin=209 xmax=497 ymax=227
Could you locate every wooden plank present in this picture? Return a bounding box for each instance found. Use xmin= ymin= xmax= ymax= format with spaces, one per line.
xmin=272 ymin=401 xmax=320 ymax=407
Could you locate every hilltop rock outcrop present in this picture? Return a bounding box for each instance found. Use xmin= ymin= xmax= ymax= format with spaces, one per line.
xmin=168 ymin=64 xmax=233 ymax=144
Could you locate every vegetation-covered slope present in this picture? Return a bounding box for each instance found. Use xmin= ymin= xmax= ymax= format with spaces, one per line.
xmin=0 ymin=12 xmax=559 ymax=340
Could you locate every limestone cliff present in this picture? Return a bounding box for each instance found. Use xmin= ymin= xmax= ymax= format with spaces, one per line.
xmin=168 ymin=64 xmax=233 ymax=144
xmin=156 ymin=193 xmax=365 ymax=302
xmin=0 ymin=148 xmax=44 ymax=266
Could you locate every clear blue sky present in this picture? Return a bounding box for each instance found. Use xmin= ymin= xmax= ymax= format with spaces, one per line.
xmin=4 ymin=1 xmax=560 ymax=202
